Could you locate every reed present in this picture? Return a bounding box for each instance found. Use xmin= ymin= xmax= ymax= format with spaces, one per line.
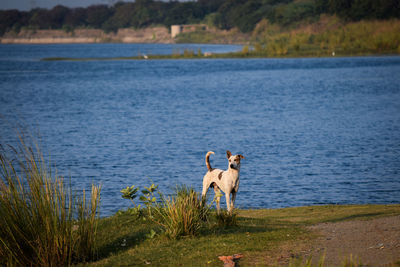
xmin=215 ymin=208 xmax=238 ymax=227
xmin=154 ymin=186 xmax=210 ymax=239
xmin=75 ymin=184 xmax=101 ymax=262
xmin=0 ymin=134 xmax=101 ymax=266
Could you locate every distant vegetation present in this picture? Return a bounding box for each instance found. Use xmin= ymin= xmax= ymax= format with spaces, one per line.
xmin=249 ymin=17 xmax=400 ymax=56
xmin=2 ymin=0 xmax=399 ymax=57
xmin=1 ymin=0 xmax=399 ymax=35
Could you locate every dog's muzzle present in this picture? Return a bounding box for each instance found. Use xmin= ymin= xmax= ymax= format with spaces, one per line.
xmin=230 ymin=164 xmax=236 ymax=169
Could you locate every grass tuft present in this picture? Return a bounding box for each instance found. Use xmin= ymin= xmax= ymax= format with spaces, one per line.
xmin=154 ymin=185 xmax=210 ymax=239
xmin=215 ymin=209 xmax=238 ymax=228
xmin=0 ymin=133 xmax=101 ymax=266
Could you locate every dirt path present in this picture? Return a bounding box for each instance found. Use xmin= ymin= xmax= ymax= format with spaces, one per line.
xmin=305 ymin=215 xmax=400 ymax=266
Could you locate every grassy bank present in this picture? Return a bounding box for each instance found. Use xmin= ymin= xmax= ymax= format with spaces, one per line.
xmin=2 ymin=135 xmax=399 ymax=266
xmin=41 ymin=52 xmax=253 ymax=61
xmin=177 ymin=17 xmax=400 ymax=58
xmin=250 ymin=16 xmax=400 ymax=57
xmin=41 ymin=17 xmax=400 ymax=61
xmin=87 ymin=204 xmax=400 ymax=266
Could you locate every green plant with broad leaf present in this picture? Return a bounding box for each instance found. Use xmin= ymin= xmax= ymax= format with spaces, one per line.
xmin=121 ymin=185 xmax=139 ymax=206
xmin=120 ymin=183 xmax=158 ymax=218
xmin=120 ymin=185 xmax=142 ymax=217
xmin=145 ymin=229 xmax=157 ymax=239
xmin=140 ymin=183 xmax=158 ymax=217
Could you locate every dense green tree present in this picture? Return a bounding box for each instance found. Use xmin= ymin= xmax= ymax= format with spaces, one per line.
xmin=102 ymin=3 xmax=135 ymax=32
xmin=29 ymin=8 xmax=52 ymax=29
xmin=230 ymin=0 xmax=263 ymax=32
xmin=198 ymin=0 xmax=225 ymax=13
xmin=0 ymin=10 xmax=23 ymax=34
xmin=163 ymin=1 xmax=204 ymax=26
xmin=0 ymin=0 xmax=399 ymax=36
xmin=86 ymin=5 xmax=113 ymax=28
xmin=64 ymin=8 xmax=87 ymax=27
xmin=48 ymin=5 xmax=70 ymax=28
xmin=214 ymin=0 xmax=248 ymax=29
xmin=273 ymin=1 xmax=316 ymax=25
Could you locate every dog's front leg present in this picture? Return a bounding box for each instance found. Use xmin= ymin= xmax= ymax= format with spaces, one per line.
xmin=225 ymin=193 xmax=231 ymax=213
xmin=216 ymin=198 xmax=221 ymax=214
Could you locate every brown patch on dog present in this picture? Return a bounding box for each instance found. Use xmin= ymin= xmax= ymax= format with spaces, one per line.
xmin=226 ymin=150 xmax=232 ymax=159
xmin=233 ymin=155 xmax=245 ymax=164
xmin=218 ymin=171 xmax=223 ymax=180
xmin=210 ymin=182 xmax=216 ymax=188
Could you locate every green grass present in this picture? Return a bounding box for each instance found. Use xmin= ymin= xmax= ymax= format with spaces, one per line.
xmin=2 ymin=135 xmax=398 ymax=266
xmin=215 ymin=209 xmax=238 ymax=228
xmin=153 ymin=185 xmax=210 ymax=239
xmin=2 ymin=134 xmax=399 ymax=266
xmin=0 ymin=133 xmax=101 ymax=266
xmin=83 ymin=204 xmax=400 ymax=266
xmin=40 ymin=51 xmax=251 ymax=61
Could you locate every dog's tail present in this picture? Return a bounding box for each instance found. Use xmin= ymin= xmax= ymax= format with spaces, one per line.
xmin=205 ymin=151 xmax=215 ymax=171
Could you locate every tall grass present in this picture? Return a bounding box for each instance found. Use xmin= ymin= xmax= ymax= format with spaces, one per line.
xmin=154 ymin=186 xmax=210 ymax=239
xmin=253 ymin=17 xmax=400 ymax=57
xmin=0 ymin=135 xmax=101 ymax=266
xmin=215 ymin=209 xmax=238 ymax=228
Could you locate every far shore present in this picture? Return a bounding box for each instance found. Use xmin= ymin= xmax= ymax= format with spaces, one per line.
xmin=0 ymin=27 xmax=247 ymax=45
xmin=0 ymin=28 xmax=175 ymax=44
xmin=41 ymin=51 xmax=399 ymax=62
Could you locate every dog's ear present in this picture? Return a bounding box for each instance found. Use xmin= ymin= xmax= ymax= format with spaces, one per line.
xmin=226 ymin=150 xmax=232 ymax=159
xmin=239 ymin=154 xmax=245 ymax=159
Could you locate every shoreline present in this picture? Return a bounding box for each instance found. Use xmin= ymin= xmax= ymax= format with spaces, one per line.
xmin=0 ymin=28 xmax=175 ymax=44
xmin=0 ymin=27 xmax=248 ymax=45
xmin=93 ymin=204 xmax=400 ymax=266
xmin=41 ymin=51 xmax=400 ymax=62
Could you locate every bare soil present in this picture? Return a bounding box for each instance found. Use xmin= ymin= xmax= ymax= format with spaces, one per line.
xmin=304 ymin=215 xmax=400 ymax=266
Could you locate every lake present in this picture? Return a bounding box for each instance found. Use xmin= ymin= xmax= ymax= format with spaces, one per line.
xmin=1 ymin=43 xmax=399 ymax=216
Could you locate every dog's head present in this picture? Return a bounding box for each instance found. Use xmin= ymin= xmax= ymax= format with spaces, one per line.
xmin=226 ymin=150 xmax=245 ymax=170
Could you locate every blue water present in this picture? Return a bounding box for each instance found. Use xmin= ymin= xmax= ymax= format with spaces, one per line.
xmin=1 ymin=44 xmax=400 ymax=216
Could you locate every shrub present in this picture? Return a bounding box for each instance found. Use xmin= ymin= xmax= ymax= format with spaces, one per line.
xmin=154 ymin=186 xmax=210 ymax=239
xmin=215 ymin=209 xmax=238 ymax=228
xmin=242 ymin=45 xmax=250 ymax=54
xmin=183 ymin=49 xmax=195 ymax=58
xmin=0 ymin=134 xmax=101 ymax=266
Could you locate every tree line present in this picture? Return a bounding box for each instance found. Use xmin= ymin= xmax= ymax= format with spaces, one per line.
xmin=1 ymin=0 xmax=399 ymax=36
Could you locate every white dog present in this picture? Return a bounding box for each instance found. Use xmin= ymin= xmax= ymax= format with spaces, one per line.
xmin=202 ymin=150 xmax=245 ymax=213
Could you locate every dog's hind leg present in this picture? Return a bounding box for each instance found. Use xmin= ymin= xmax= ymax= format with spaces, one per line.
xmin=213 ymin=184 xmax=221 ymax=214
xmin=202 ymin=177 xmax=211 ymax=200
xmin=230 ymin=191 xmax=237 ymax=210
xmin=201 ymin=185 xmax=208 ymax=200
